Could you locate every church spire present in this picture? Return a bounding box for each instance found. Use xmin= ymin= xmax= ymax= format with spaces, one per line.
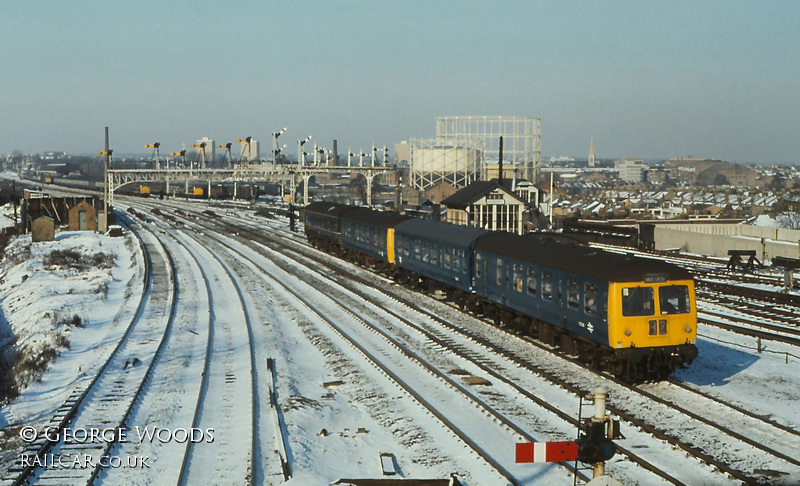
xmin=588 ymin=136 xmax=596 ymax=168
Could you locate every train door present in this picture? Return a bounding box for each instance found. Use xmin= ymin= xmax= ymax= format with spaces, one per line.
xmin=495 ymin=258 xmax=506 ymax=305
xmin=474 ymin=252 xmax=483 ymax=290
xmin=557 ymin=276 xmax=564 ymax=310
xmin=525 ymin=266 xmax=539 ymax=315
xmin=556 ymin=276 xmax=566 ymax=329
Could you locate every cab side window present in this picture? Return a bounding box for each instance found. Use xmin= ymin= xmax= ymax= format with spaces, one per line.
xmin=567 ymin=278 xmax=579 ymax=309
xmin=584 ymin=282 xmax=597 ymax=314
xmin=542 ymin=271 xmax=553 ymax=300
xmin=526 ymin=267 xmax=537 ymax=295
xmin=513 ymin=263 xmax=523 ymax=293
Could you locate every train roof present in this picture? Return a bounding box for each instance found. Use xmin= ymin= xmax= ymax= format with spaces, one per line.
xmin=475 ymin=232 xmax=693 ymax=282
xmin=304 ymin=201 xmax=351 ymax=217
xmin=340 ymin=207 xmax=411 ymax=228
xmin=395 ymin=218 xmax=489 ymax=248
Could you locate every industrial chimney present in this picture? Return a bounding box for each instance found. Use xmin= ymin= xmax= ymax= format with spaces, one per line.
xmin=498 ymin=136 xmax=504 ymax=186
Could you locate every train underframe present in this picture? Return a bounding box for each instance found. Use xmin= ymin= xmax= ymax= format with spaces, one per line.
xmin=307 ymin=235 xmax=696 ymax=382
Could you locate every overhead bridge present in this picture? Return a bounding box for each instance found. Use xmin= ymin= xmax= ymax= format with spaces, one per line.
xmin=107 ymin=165 xmax=394 ymax=207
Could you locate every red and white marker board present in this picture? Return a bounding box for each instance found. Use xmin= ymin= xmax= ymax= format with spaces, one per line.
xmin=516 ymin=441 xmax=578 ymax=463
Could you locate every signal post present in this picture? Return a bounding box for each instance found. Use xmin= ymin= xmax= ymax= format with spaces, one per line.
xmin=516 ymin=387 xmax=621 ymax=484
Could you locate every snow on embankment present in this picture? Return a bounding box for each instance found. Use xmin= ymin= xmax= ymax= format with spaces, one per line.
xmin=0 ymin=231 xmax=140 ymax=410
xmin=0 ymin=204 xmax=17 ymax=230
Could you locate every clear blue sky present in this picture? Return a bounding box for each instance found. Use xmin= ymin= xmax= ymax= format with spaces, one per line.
xmin=2 ymin=0 xmax=798 ymax=164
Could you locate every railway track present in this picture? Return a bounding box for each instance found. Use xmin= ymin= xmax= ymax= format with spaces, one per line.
xmin=8 ymin=207 xmax=269 ymax=484
xmin=698 ymin=313 xmax=800 ymax=348
xmin=168 ymin=228 xmax=258 ymax=485
xmin=97 ymin=215 xmax=213 ymax=485
xmin=698 ymin=291 xmax=799 ymax=326
xmin=166 ymin=214 xmax=532 ymax=484
xmin=10 ymin=217 xmax=179 ymax=485
xmin=126 ymin=206 xmax=292 ymax=483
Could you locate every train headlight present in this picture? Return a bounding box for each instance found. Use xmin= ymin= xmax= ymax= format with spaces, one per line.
xmin=685 ymin=326 xmax=692 ymax=333
xmin=624 ymin=329 xmax=631 ymax=337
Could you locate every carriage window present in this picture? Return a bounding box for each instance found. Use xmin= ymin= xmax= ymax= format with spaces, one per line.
xmin=431 ymin=244 xmax=439 ymax=266
xmin=454 ymin=251 xmax=462 ymax=274
xmin=403 ymin=237 xmax=410 ymax=257
xmin=475 ymin=253 xmax=482 ymax=279
xmin=622 ymin=286 xmax=654 ymax=316
xmin=567 ymin=278 xmax=579 ymax=309
xmin=526 ymin=267 xmax=537 ymax=295
xmin=496 ymin=259 xmax=504 ymax=285
xmin=584 ymin=282 xmax=597 ymax=314
xmin=542 ymin=271 xmax=553 ymax=300
xmin=414 ymin=239 xmax=421 ymax=260
xmin=422 ymin=241 xmax=429 ymax=262
xmin=659 ymin=285 xmax=690 ymax=314
xmin=513 ymin=264 xmax=523 ymax=292
xmin=443 ymin=248 xmax=452 ymax=269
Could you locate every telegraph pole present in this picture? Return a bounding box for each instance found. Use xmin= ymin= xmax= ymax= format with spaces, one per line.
xmin=99 ymin=127 xmax=112 ymax=232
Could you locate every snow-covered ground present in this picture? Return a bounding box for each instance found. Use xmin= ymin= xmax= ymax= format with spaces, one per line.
xmin=0 ymin=204 xmax=17 ymax=230
xmin=0 ymin=230 xmax=143 ymax=460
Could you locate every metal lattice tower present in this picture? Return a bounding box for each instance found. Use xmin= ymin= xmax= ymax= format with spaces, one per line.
xmin=435 ymin=116 xmax=541 ymax=183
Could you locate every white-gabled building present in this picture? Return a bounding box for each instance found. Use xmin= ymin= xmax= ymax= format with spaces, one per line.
xmin=441 ymin=180 xmax=529 ymax=234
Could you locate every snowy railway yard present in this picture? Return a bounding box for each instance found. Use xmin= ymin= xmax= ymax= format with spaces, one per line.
xmin=1 ymin=197 xmax=800 ymax=485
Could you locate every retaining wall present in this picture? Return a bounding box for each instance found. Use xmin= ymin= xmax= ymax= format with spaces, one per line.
xmin=654 ymin=224 xmax=800 ymax=260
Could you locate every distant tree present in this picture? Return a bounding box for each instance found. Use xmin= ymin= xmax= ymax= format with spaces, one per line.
xmin=778 ymin=212 xmax=800 ymax=230
xmin=714 ymin=173 xmax=730 ymax=186
xmin=350 ymin=175 xmax=367 ymax=204
xmin=770 ymin=175 xmax=786 ymax=191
